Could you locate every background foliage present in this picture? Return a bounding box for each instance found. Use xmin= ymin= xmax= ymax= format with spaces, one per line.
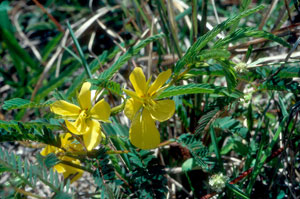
xmin=0 ymin=0 xmax=300 ymax=198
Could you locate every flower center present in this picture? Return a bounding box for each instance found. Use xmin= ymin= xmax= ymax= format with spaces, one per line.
xmin=142 ymin=97 xmax=156 ymax=110
xmin=79 ymin=109 xmax=89 ymax=119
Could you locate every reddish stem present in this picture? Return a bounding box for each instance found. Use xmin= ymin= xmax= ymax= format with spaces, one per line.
xmin=201 ymin=147 xmax=284 ymax=199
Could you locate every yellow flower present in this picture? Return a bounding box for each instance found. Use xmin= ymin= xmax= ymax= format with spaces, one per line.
xmin=123 ymin=67 xmax=175 ymax=149
xmin=50 ymin=82 xmax=111 ymax=150
xmin=41 ymin=133 xmax=83 ymax=183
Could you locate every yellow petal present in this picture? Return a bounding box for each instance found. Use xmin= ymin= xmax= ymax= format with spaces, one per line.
xmin=50 ymin=100 xmax=81 ymax=116
xmin=78 ymin=82 xmax=91 ymax=110
xmin=83 ymin=120 xmax=101 ymax=151
xmin=129 ymin=67 xmax=147 ymax=97
xmin=60 ymin=133 xmax=82 ymax=152
xmin=148 ymin=69 xmax=171 ymax=96
xmin=60 ymin=133 xmax=72 ymax=146
xmin=61 ymin=158 xmax=83 ymax=183
xmin=149 ymin=99 xmax=175 ymax=122
xmin=54 ymin=164 xmax=66 ymax=173
xmin=40 ymin=145 xmax=57 ymax=156
xmin=124 ymin=98 xmax=142 ymax=120
xmin=123 ymin=89 xmax=143 ymax=103
xmin=129 ymin=109 xmax=160 ymax=149
xmin=65 ymin=118 xmax=87 ymax=135
xmin=90 ymin=99 xmax=111 ymax=122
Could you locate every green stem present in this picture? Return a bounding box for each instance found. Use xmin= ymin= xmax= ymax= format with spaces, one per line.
xmin=60 ymin=160 xmax=93 ymax=173
xmin=67 ymin=22 xmax=92 ymax=79
xmin=132 ymin=0 xmax=151 ymax=28
xmin=210 ymin=126 xmax=223 ymax=171
xmin=199 ymin=0 xmax=208 ymax=36
xmin=192 ymin=0 xmax=198 ymax=42
xmin=111 ymin=102 xmax=126 ymax=116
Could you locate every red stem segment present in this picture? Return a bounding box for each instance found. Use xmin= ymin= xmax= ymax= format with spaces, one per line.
xmin=201 ymin=147 xmax=284 ymax=199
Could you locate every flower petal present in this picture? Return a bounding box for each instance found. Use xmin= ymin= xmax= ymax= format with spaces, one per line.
xmin=65 ymin=118 xmax=87 ymax=135
xmin=90 ymin=99 xmax=111 ymax=122
xmin=50 ymin=100 xmax=81 ymax=116
xmin=78 ymin=82 xmax=91 ymax=110
xmin=83 ymin=120 xmax=101 ymax=151
xmin=123 ymin=89 xmax=143 ymax=102
xmin=124 ymin=98 xmax=142 ymax=120
xmin=60 ymin=158 xmax=83 ymax=183
xmin=60 ymin=133 xmax=83 ymax=152
xmin=149 ymin=99 xmax=175 ymax=122
xmin=129 ymin=109 xmax=160 ymax=149
xmin=129 ymin=67 xmax=147 ymax=97
xmin=60 ymin=133 xmax=72 ymax=146
xmin=147 ymin=69 xmax=171 ymax=96
xmin=40 ymin=145 xmax=57 ymax=156
xmin=54 ymin=164 xmax=66 ymax=173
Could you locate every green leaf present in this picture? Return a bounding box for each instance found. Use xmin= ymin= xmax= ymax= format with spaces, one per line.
xmin=157 ymin=83 xmax=243 ymax=99
xmin=0 ymin=1 xmax=12 ymax=31
xmin=98 ymin=33 xmax=165 ymax=80
xmin=278 ymin=95 xmax=289 ymax=118
xmin=226 ymin=183 xmax=250 ymax=199
xmin=53 ymin=191 xmax=72 ymax=199
xmin=0 ymin=28 xmax=38 ymax=71
xmin=187 ymin=65 xmax=224 ymax=77
xmin=197 ymin=49 xmax=231 ymax=61
xmin=209 ymin=126 xmax=222 ymax=169
xmin=88 ymin=79 xmax=122 ymax=96
xmin=36 ymin=61 xmax=80 ymax=101
xmin=67 ymin=22 xmax=92 ymax=78
xmin=174 ymin=5 xmax=264 ymax=74
xmin=213 ymin=28 xmax=290 ymax=48
xmin=176 ymin=134 xmax=209 ymax=169
xmin=218 ymin=60 xmax=237 ymax=92
xmin=66 ymin=47 xmax=120 ymax=98
xmin=214 ymin=116 xmax=248 ymax=138
xmin=26 ymin=22 xmax=56 ymax=32
xmin=44 ymin=153 xmax=60 ymax=169
xmin=195 ymin=108 xmax=220 ymax=136
xmin=2 ymin=98 xmax=53 ymax=110
xmin=42 ymin=33 xmax=63 ymax=61
xmin=0 ymin=121 xmax=60 ymax=145
xmin=182 ymin=158 xmax=197 ymax=172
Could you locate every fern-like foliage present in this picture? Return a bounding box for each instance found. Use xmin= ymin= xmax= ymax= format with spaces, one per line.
xmin=195 ymin=108 xmax=220 ymax=137
xmin=174 ymin=5 xmax=264 ymax=74
xmin=92 ymin=147 xmax=124 ymax=198
xmin=128 ymin=150 xmax=167 ymax=199
xmin=176 ymin=134 xmax=210 ymax=170
xmin=157 ymin=83 xmax=243 ymax=99
xmin=213 ymin=27 xmax=290 ymax=48
xmin=0 ymin=147 xmax=71 ymax=198
xmin=2 ymin=98 xmax=53 ymax=111
xmin=214 ymin=116 xmax=248 ymax=138
xmin=0 ymin=121 xmax=60 ymax=146
xmin=88 ymin=79 xmax=122 ymax=96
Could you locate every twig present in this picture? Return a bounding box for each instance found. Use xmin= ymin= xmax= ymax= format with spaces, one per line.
xmin=284 ymin=0 xmax=293 ymax=24
xmin=147 ymin=18 xmax=154 ymax=79
xmin=32 ymin=0 xmax=64 ymax=33
xmin=258 ymin=0 xmax=279 ymax=30
xmin=167 ymin=175 xmax=193 ymax=197
xmin=265 ymin=36 xmax=300 ymax=82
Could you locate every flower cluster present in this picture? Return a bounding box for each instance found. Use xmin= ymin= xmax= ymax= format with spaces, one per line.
xmin=209 ymin=173 xmax=229 ymax=193
xmin=123 ymin=67 xmax=175 ymax=149
xmin=40 ymin=133 xmax=84 ymax=183
xmin=42 ymin=68 xmax=175 ymax=182
xmin=50 ymin=82 xmax=111 ymax=151
xmin=41 ymin=82 xmax=111 ymax=183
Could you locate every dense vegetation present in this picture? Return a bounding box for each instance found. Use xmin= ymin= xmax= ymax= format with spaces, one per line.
xmin=0 ymin=0 xmax=300 ymax=198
